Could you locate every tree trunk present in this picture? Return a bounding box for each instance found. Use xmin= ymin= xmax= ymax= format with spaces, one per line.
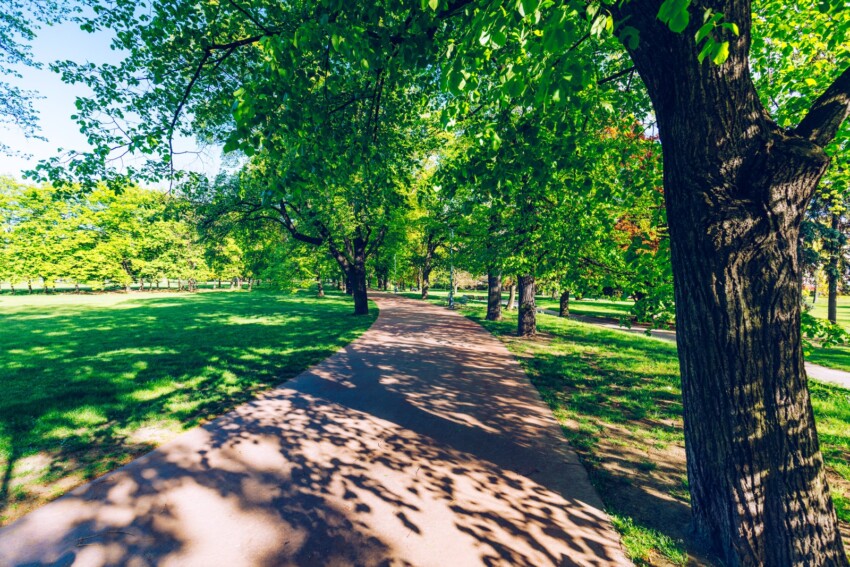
xmin=248 ymin=278 xmax=253 ymax=292
xmin=345 ymin=272 xmax=354 ymax=295
xmin=506 ymin=283 xmax=516 ymax=310
xmin=486 ymin=270 xmax=502 ymax=321
xmin=351 ymin=259 xmax=369 ymax=315
xmin=27 ymin=280 xmax=32 ymax=294
xmin=617 ymin=2 xmax=848 ymax=563
xmin=559 ymin=291 xmax=570 ymax=318
xmin=317 ymin=275 xmax=325 ymax=297
xmin=422 ymin=265 xmax=432 ymax=299
xmin=517 ymin=274 xmax=536 ymax=337
xmin=827 ymin=213 xmax=839 ymax=324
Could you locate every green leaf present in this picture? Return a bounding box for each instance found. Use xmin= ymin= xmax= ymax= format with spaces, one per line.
xmin=695 ymin=22 xmax=714 ymax=44
xmin=711 ymin=41 xmax=730 ymax=65
xmin=491 ymin=29 xmax=507 ymax=47
xmin=697 ymin=37 xmax=714 ymax=64
xmin=428 ymin=0 xmax=438 ymax=11
xmin=669 ymin=9 xmax=690 ymax=33
xmin=619 ymin=26 xmax=640 ymax=50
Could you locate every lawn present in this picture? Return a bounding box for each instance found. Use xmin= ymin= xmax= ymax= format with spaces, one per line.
xmin=806 ymin=295 xmax=850 ymax=372
xmin=444 ymin=302 xmax=850 ymax=566
xmin=0 ymin=290 xmax=376 ymax=526
xmin=397 ymin=289 xmax=635 ymax=320
xmin=808 ymin=295 xmax=850 ymax=329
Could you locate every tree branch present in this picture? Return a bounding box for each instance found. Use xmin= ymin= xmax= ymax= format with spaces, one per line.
xmin=598 ymin=66 xmax=636 ymax=86
xmin=795 ymin=66 xmax=850 ymax=147
xmin=272 ymin=200 xmax=325 ymax=246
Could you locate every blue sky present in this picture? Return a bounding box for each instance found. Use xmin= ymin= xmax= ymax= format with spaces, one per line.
xmin=0 ymin=19 xmax=221 ymax=181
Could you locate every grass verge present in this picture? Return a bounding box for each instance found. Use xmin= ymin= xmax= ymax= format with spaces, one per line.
xmin=0 ymin=290 xmax=376 ymax=526
xmin=442 ymin=301 xmax=849 ymax=566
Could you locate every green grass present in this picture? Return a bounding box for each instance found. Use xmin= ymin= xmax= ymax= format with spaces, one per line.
xmin=440 ymin=301 xmax=849 ymax=565
xmin=0 ymin=290 xmax=376 ymax=525
xmin=805 ymin=295 xmax=850 ymax=372
xmin=808 ymin=345 xmax=850 ymax=373
xmin=808 ymin=295 xmax=850 ymax=329
xmin=535 ymin=296 xmax=634 ymax=320
xmin=397 ymin=289 xmax=635 ymax=320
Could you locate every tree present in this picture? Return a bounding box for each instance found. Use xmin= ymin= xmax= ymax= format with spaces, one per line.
xmin=438 ymin=0 xmax=848 ymax=561
xmin=0 ymin=1 xmax=76 ymax=154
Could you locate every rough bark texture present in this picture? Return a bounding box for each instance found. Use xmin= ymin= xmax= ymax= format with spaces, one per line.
xmin=827 ymin=213 xmax=839 ymax=324
xmin=486 ymin=270 xmax=502 ymax=321
xmin=615 ymin=0 xmax=849 ymax=564
xmin=559 ymin=291 xmax=570 ymax=318
xmin=517 ymin=274 xmax=536 ymax=337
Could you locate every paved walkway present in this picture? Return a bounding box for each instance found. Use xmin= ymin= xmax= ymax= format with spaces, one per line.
xmin=0 ymin=294 xmax=629 ymax=567
xmin=539 ymin=309 xmax=850 ymax=390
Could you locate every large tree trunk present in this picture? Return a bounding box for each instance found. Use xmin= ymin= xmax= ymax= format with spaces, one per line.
xmin=617 ymin=1 xmax=848 ymax=564
xmin=517 ymin=274 xmax=536 ymax=337
xmin=345 ymin=272 xmax=353 ymax=295
xmin=559 ymin=290 xmax=569 ymax=318
xmin=827 ymin=213 xmax=839 ymax=324
xmin=486 ymin=270 xmax=502 ymax=321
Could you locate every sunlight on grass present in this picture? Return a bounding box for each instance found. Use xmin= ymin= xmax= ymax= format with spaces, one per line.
xmin=610 ymin=513 xmax=687 ymax=566
xmin=0 ymin=290 xmax=376 ymax=526
xmin=446 ymin=301 xmax=850 ymax=565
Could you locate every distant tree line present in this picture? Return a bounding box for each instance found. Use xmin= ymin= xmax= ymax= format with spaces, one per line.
xmin=0 ymin=177 xmax=325 ymax=293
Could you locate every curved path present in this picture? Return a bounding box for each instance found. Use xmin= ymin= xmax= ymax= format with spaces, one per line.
xmin=0 ymin=293 xmax=629 ymax=567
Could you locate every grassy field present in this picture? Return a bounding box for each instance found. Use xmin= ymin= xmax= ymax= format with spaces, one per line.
xmin=439 ymin=301 xmax=849 ymax=566
xmin=0 ymin=290 xmax=376 ymax=526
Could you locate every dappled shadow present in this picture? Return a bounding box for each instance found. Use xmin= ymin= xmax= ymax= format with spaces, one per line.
xmin=0 ymin=294 xmax=628 ymax=566
xmin=0 ymin=291 xmax=374 ymax=526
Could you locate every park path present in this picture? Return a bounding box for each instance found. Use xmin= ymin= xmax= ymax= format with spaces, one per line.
xmin=538 ymin=308 xmax=850 ymax=390
xmin=0 ymin=293 xmax=629 ymax=567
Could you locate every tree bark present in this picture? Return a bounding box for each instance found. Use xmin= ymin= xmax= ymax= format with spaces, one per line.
xmin=317 ymin=275 xmax=325 ymax=298
xmin=506 ymin=283 xmax=516 ymax=310
xmin=615 ymin=1 xmax=849 ymax=563
xmin=350 ymin=259 xmax=369 ymax=315
xmin=486 ymin=270 xmax=502 ymax=321
xmin=517 ymin=274 xmax=536 ymax=337
xmin=827 ymin=213 xmax=839 ymax=324
xmin=422 ymin=265 xmax=432 ymax=299
xmin=559 ymin=290 xmax=570 ymax=318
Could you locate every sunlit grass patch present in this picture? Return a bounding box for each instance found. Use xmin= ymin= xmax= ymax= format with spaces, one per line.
xmin=0 ymin=290 xmax=376 ymax=525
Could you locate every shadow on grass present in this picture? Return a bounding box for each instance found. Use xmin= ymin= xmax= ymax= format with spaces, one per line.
xmin=0 ymin=291 xmax=376 ymax=525
xmin=453 ymin=303 xmax=850 ymax=565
